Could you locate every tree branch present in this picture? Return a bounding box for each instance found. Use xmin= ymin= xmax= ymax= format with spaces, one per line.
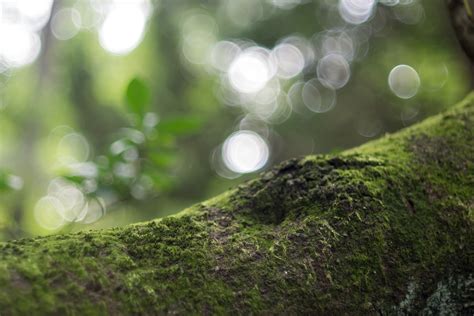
xmin=0 ymin=92 xmax=472 ymax=314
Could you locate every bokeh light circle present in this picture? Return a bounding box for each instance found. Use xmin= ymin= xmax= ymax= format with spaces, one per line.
xmin=272 ymin=43 xmax=305 ymax=79
xmin=338 ymin=0 xmax=376 ymax=25
xmin=317 ymin=53 xmax=351 ymax=89
xmin=302 ymin=79 xmax=337 ymax=113
xmin=34 ymin=196 xmax=65 ymax=230
xmin=222 ymin=130 xmax=269 ymax=173
xmin=388 ymin=64 xmax=420 ymax=99
xmin=0 ymin=25 xmax=41 ymax=68
xmin=51 ymin=8 xmax=81 ymax=41
xmin=228 ymin=48 xmax=273 ymax=94
xmin=99 ymin=6 xmax=146 ymax=55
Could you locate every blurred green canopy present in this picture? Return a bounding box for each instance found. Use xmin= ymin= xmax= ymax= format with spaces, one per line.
xmin=0 ymin=0 xmax=470 ymax=240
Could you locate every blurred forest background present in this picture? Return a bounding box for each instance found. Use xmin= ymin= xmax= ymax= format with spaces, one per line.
xmin=0 ymin=0 xmax=471 ymax=240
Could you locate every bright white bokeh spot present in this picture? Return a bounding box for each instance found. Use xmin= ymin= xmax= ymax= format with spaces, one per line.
xmin=51 ymin=8 xmax=81 ymax=41
xmin=222 ymin=130 xmax=269 ymax=173
xmin=16 ymin=0 xmax=53 ymax=30
xmin=388 ymin=64 xmax=420 ymax=99
xmin=34 ymin=196 xmax=65 ymax=230
xmin=228 ymin=49 xmax=273 ymax=94
xmin=338 ymin=0 xmax=376 ymax=25
xmin=0 ymin=24 xmax=41 ymax=68
xmin=99 ymin=6 xmax=146 ymax=55
xmin=16 ymin=0 xmax=52 ymax=19
xmin=302 ymin=79 xmax=337 ymax=113
xmin=317 ymin=53 xmax=351 ymax=89
xmin=272 ymin=43 xmax=305 ymax=79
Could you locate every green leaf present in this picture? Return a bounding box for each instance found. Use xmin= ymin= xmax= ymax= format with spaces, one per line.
xmin=0 ymin=172 xmax=9 ymax=192
xmin=61 ymin=175 xmax=86 ymax=185
xmin=156 ymin=117 xmax=202 ymax=135
xmin=125 ymin=77 xmax=150 ymax=116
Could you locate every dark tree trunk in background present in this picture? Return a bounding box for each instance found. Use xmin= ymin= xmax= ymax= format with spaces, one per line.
xmin=448 ymin=0 xmax=474 ymax=63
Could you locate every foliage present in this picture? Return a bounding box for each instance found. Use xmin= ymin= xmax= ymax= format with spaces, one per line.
xmin=125 ymin=77 xmax=150 ymax=117
xmin=58 ymin=77 xmax=202 ymax=227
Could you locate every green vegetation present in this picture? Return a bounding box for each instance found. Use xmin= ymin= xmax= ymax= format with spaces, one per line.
xmin=0 ymin=1 xmax=472 ymax=239
xmin=0 ymin=93 xmax=471 ymax=314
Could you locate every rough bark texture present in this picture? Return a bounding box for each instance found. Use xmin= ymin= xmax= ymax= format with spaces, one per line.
xmin=0 ymin=93 xmax=473 ymax=315
xmin=448 ymin=0 xmax=474 ymax=63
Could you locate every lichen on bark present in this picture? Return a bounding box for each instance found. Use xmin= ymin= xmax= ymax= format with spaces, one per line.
xmin=0 ymin=93 xmax=473 ymax=315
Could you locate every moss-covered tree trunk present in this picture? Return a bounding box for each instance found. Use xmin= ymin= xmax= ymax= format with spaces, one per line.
xmin=0 ymin=93 xmax=472 ymax=314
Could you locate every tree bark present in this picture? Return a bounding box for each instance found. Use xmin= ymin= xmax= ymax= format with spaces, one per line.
xmin=447 ymin=0 xmax=474 ymax=63
xmin=0 ymin=93 xmax=472 ymax=314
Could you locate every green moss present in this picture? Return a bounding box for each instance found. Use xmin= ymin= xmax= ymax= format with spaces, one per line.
xmin=0 ymin=93 xmax=473 ymax=314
